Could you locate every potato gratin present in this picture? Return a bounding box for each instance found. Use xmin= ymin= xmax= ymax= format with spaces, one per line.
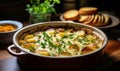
xmin=19 ymin=27 xmax=103 ymax=57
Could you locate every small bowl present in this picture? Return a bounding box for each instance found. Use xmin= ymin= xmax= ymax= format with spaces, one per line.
xmin=0 ymin=20 xmax=23 ymax=44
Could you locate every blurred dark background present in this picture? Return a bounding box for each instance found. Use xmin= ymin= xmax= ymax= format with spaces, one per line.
xmin=0 ymin=0 xmax=29 ymax=21
xmin=0 ymin=0 xmax=120 ymax=71
xmin=0 ymin=0 xmax=120 ymax=21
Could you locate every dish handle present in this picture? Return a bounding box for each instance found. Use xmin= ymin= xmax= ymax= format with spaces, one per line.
xmin=7 ymin=44 xmax=26 ymax=57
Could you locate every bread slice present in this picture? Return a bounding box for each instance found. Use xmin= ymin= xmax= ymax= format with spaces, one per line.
xmin=95 ymin=14 xmax=102 ymax=27
xmin=102 ymin=14 xmax=110 ymax=26
xmin=83 ymin=14 xmax=94 ymax=24
xmin=100 ymin=14 xmax=104 ymax=25
xmin=79 ymin=7 xmax=98 ymax=15
xmin=63 ymin=10 xmax=79 ymax=21
xmin=91 ymin=14 xmax=99 ymax=26
xmin=78 ymin=15 xmax=90 ymax=22
xmin=98 ymin=14 xmax=106 ymax=27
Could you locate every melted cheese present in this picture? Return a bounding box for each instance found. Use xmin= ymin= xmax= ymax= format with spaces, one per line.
xmin=19 ymin=27 xmax=103 ymax=57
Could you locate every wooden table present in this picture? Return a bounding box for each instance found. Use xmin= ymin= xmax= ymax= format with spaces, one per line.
xmin=0 ymin=20 xmax=120 ymax=71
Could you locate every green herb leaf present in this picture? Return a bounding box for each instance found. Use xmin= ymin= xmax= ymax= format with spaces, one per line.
xmin=29 ymin=46 xmax=35 ymax=52
xmin=41 ymin=42 xmax=46 ymax=48
xmin=26 ymin=0 xmax=60 ymax=14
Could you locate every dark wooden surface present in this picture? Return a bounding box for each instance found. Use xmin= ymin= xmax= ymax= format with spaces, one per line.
xmin=0 ymin=17 xmax=120 ymax=71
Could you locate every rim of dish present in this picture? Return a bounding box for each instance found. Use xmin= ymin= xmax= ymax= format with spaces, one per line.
xmin=13 ymin=21 xmax=108 ymax=58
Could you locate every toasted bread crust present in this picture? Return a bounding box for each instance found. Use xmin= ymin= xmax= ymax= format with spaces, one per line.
xmin=63 ymin=10 xmax=79 ymax=21
xmin=79 ymin=7 xmax=98 ymax=15
xmin=62 ymin=7 xmax=110 ymax=27
xmin=79 ymin=13 xmax=110 ymax=27
xmin=84 ymin=14 xmax=94 ymax=24
xmin=102 ymin=14 xmax=110 ymax=26
xmin=78 ymin=15 xmax=90 ymax=22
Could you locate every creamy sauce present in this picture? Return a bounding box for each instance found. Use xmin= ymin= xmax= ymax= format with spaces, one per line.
xmin=19 ymin=27 xmax=103 ymax=57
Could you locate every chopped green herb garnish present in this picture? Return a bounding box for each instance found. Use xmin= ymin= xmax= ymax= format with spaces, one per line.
xmin=38 ymin=35 xmax=41 ymax=38
xmin=61 ymin=35 xmax=68 ymax=39
xmin=58 ymin=47 xmax=62 ymax=53
xmin=41 ymin=42 xmax=46 ymax=48
xmin=19 ymin=27 xmax=102 ymax=57
xmin=56 ymin=38 xmax=59 ymax=42
xmin=29 ymin=46 xmax=35 ymax=52
xmin=68 ymin=41 xmax=72 ymax=45
xmin=68 ymin=34 xmax=74 ymax=39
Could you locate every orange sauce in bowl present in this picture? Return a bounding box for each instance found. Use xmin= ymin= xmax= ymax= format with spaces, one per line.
xmin=0 ymin=24 xmax=16 ymax=32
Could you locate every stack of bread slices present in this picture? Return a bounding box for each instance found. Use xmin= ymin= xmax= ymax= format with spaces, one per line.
xmin=63 ymin=7 xmax=110 ymax=27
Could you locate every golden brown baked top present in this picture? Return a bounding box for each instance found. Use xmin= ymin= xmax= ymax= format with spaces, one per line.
xmin=63 ymin=10 xmax=79 ymax=21
xmin=19 ymin=27 xmax=103 ymax=57
xmin=79 ymin=7 xmax=98 ymax=15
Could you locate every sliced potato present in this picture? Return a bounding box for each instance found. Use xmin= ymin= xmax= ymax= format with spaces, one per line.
xmin=68 ymin=44 xmax=79 ymax=52
xmin=35 ymin=50 xmax=50 ymax=56
xmin=61 ymin=52 xmax=71 ymax=56
xmin=26 ymin=38 xmax=36 ymax=43
xmin=75 ymin=30 xmax=85 ymax=37
xmin=24 ymin=34 xmax=34 ymax=39
xmin=18 ymin=40 xmax=26 ymax=45
xmin=23 ymin=43 xmax=35 ymax=49
xmin=81 ymin=46 xmax=94 ymax=54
